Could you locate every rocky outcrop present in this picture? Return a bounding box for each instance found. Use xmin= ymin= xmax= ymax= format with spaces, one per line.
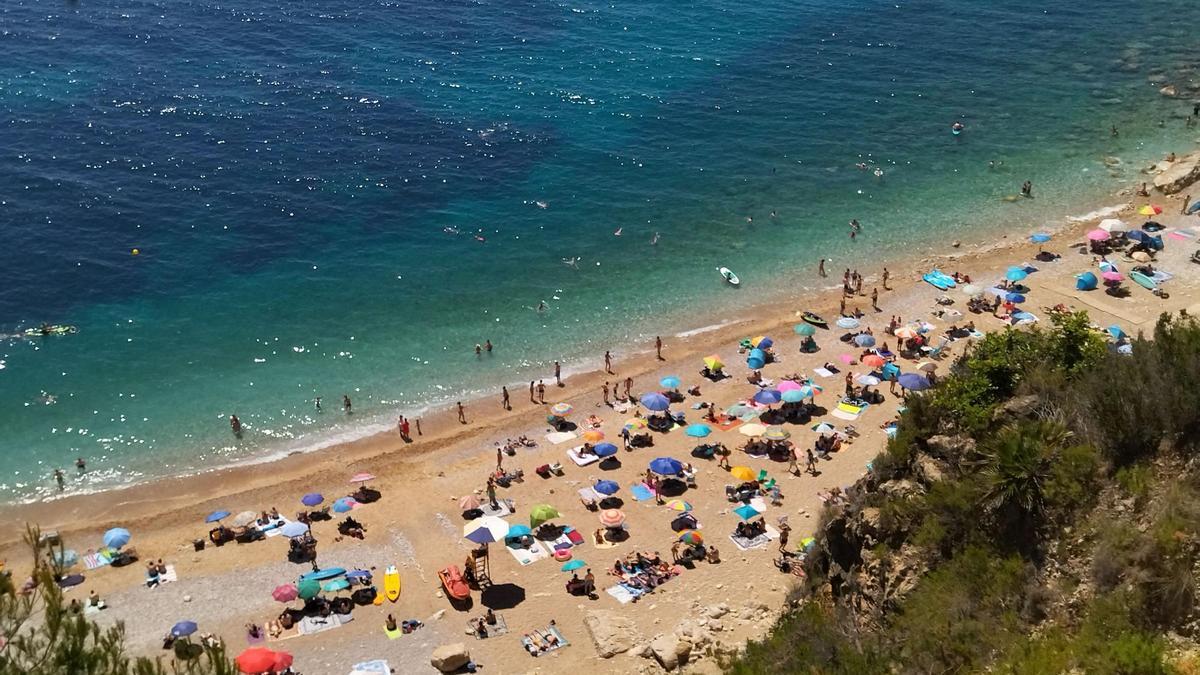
xmin=584 ymin=610 xmax=641 ymax=658
xmin=649 ymin=633 xmax=692 ymax=670
xmin=879 ymin=478 xmax=925 ymax=500
xmin=915 ymin=454 xmax=947 ymax=484
xmin=926 ymin=434 xmax=975 ymax=461
xmin=1153 ymin=152 xmax=1200 ymax=195
xmin=856 ymin=544 xmax=928 ymax=615
xmin=430 ymin=643 xmax=471 ymax=673
xmin=993 ymin=394 xmax=1041 ymax=420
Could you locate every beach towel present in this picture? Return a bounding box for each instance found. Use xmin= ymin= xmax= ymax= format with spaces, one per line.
xmin=545 ymin=431 xmax=578 ymax=445
xmin=523 ymin=624 xmax=569 ymax=655
xmin=1169 ymin=231 xmax=1189 ymax=241
xmin=548 ymin=532 xmax=575 ymax=551
xmin=148 ymin=565 xmax=178 ymax=589
xmin=472 ymin=615 xmax=509 ymax=639
xmin=384 ymin=626 xmax=402 ymax=640
xmin=297 ymin=613 xmax=351 ymax=636
xmin=350 ymin=660 xmax=391 ymax=675
xmin=479 ymin=498 xmax=515 ymax=518
xmin=577 ymin=487 xmax=601 ymax=505
xmin=605 ymin=584 xmax=642 ymax=604
xmin=714 ymin=417 xmax=744 ymax=432
xmin=813 ymin=367 xmax=835 ymax=378
xmin=505 ymin=541 xmax=550 ymax=566
xmin=629 ymin=483 xmax=655 ymax=502
xmin=82 ymin=552 xmax=111 ymax=570
xmin=567 ymin=447 xmax=599 ymax=466
xmin=611 ymin=401 xmax=632 ymax=414
xmin=832 ymin=402 xmax=868 ymax=421
xmin=1151 ymin=270 xmax=1174 ymax=283
xmin=730 ymin=533 xmax=771 ymax=551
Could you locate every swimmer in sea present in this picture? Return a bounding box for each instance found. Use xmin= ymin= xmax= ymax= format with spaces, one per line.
xmin=562 ymin=257 xmax=580 ymax=268
xmin=873 ymin=168 xmax=884 ymax=178
xmin=537 ymin=301 xmax=548 ymax=313
xmin=650 ymin=232 xmax=660 ymax=245
xmin=443 ymin=226 xmax=460 ymax=235
xmin=535 ymin=201 xmax=548 ymax=209
xmin=952 ymin=121 xmax=964 ymax=133
xmin=613 ymin=227 xmax=623 ymax=236
xmin=856 ymin=163 xmax=867 ymax=171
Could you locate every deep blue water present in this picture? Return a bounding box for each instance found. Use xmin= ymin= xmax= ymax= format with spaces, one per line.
xmin=1 ymin=0 xmax=1197 ymax=501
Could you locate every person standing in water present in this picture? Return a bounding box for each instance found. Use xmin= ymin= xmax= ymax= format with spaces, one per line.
xmin=314 ymin=397 xmax=322 ymax=412
xmin=818 ymin=258 xmax=826 ymax=277
xmin=604 ymin=351 xmax=613 ymax=374
xmin=343 ymin=395 xmax=352 ymax=414
xmin=1021 ymin=181 xmax=1033 ymax=197
xmin=554 ymin=361 xmax=562 ymax=386
xmin=485 ymin=339 xmax=493 ymax=353
xmin=230 ymin=415 xmax=242 ymax=435
xmin=53 ymin=468 xmax=65 ymax=491
xmin=76 ymin=457 xmax=86 ymax=474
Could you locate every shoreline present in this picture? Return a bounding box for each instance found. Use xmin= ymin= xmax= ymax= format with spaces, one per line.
xmin=0 ymin=166 xmax=1185 ymax=549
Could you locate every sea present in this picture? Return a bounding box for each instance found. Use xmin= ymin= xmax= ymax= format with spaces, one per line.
xmin=1 ymin=0 xmax=1197 ymax=503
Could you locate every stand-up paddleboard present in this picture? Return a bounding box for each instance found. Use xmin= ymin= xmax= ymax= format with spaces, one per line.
xmin=718 ymin=267 xmax=740 ymax=286
xmin=300 ymin=567 xmax=345 ymax=582
xmin=23 ymin=325 xmax=77 ymax=337
xmin=1130 ymin=271 xmax=1157 ymax=290
xmin=384 ymin=564 xmax=401 ymax=602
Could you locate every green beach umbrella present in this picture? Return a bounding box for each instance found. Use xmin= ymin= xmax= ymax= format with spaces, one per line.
xmin=793 ymin=323 xmax=816 ymax=337
xmin=297 ymin=578 xmax=321 ymax=600
xmin=529 ymin=504 xmax=560 ymax=528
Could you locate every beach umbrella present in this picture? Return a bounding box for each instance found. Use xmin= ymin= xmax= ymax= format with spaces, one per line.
xmin=917 ymin=361 xmax=938 ymax=373
xmin=103 ymin=527 xmax=131 ymax=550
xmin=1030 ymin=233 xmax=1052 ymax=243
xmin=734 ymin=504 xmax=762 ymax=520
xmin=1099 ymin=218 xmax=1126 ymax=232
xmin=726 ymin=403 xmax=754 ymax=417
xmin=763 ymin=426 xmax=791 ymax=441
xmin=753 ymin=389 xmax=782 ymax=405
xmin=280 ymin=522 xmax=310 ymax=539
xmin=894 ymin=326 xmax=918 ymax=339
xmin=549 ymin=402 xmax=573 ymax=416
xmin=322 ymin=578 xmax=350 ymax=593
xmin=703 ymin=355 xmax=724 ymax=371
xmin=730 ymin=466 xmax=757 ymax=481
xmin=506 ymin=524 xmax=532 ymax=539
xmin=898 ymin=373 xmax=932 ymax=391
xmin=582 ymin=429 xmax=605 ymax=443
xmin=561 ymin=559 xmax=587 ymax=572
xmin=171 ymin=621 xmax=198 ymax=638
xmin=664 ymin=499 xmax=692 ymax=512
xmin=640 ymin=392 xmax=670 ymax=411
xmin=746 ymin=348 xmax=766 ymax=370
xmin=1005 ymin=293 xmax=1026 ymax=304
xmin=660 ymin=376 xmax=681 ymax=390
xmin=332 ymin=497 xmax=356 ymax=513
xmin=800 ymin=536 xmax=816 ymax=551
xmin=812 ymin=422 xmax=836 ymax=435
xmin=677 ymin=530 xmax=704 ymax=545
xmin=1005 ymin=267 xmax=1028 ymax=282
xmin=750 ymin=336 xmax=774 ymax=349
xmin=236 ymin=647 xmax=291 ymax=675
xmin=592 ymin=442 xmax=619 ymax=458
xmin=776 ymin=380 xmax=802 ymax=392
xmin=1101 ymin=270 xmax=1124 ymax=282
xmin=1126 ymin=230 xmax=1151 ymax=245
xmin=464 ymin=516 xmax=510 ymax=544
xmin=853 ymin=334 xmax=876 ymax=348
xmin=961 ymin=283 xmax=983 ymax=297
xmin=882 ymin=362 xmax=901 ymax=381
xmin=1139 ymin=205 xmax=1163 ymax=216
xmin=349 ymin=472 xmax=375 ymax=484
xmin=835 ymin=317 xmax=860 ymax=330
xmin=459 ymin=494 xmax=481 ymax=511
xmin=598 ymin=509 xmax=626 ymax=528
xmin=857 ymin=374 xmax=881 ymax=386
xmin=530 ymin=504 xmax=561 ymax=527
xmin=205 ymin=510 xmax=231 ymax=524
xmin=272 ymin=584 xmax=299 ymax=603
xmin=623 ymin=418 xmax=648 ymax=432
xmin=594 ymin=480 xmax=620 ymax=496
xmin=301 ymin=493 xmax=324 ymax=507
xmin=297 ymin=578 xmax=321 ymax=601
xmin=231 ymin=511 xmax=258 ymax=527
xmin=1086 ymin=229 xmax=1110 ymax=241
xmin=649 ymin=457 xmax=683 ymax=476
xmin=861 ymin=354 xmax=885 ymax=368
xmin=739 ymin=422 xmax=767 ymax=437
xmin=685 ymin=423 xmax=712 ymax=438
xmin=800 ymin=383 xmax=822 ymax=397
xmin=1108 ymin=325 xmax=1127 ymax=340
xmin=794 ymin=323 xmax=816 ymax=337
xmin=781 ymin=389 xmax=806 ymax=403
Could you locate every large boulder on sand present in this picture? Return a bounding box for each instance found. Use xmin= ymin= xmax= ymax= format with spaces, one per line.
xmin=584 ymin=610 xmax=640 ymax=657
xmin=650 ymin=633 xmax=693 ymax=670
xmin=430 ymin=643 xmax=470 ymax=673
xmin=1153 ymin=151 xmax=1200 ymax=194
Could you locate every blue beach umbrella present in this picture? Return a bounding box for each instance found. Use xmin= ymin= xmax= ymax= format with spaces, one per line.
xmin=280 ymin=521 xmax=310 ymax=538
xmin=753 ymin=389 xmax=782 ymax=405
xmin=898 ymin=373 xmax=932 ymax=391
xmin=332 ymin=497 xmax=356 ymax=513
xmin=794 ymin=323 xmax=816 ymax=337
xmin=593 ymin=442 xmax=619 ymax=458
xmin=649 ymin=457 xmax=683 ymax=476
xmin=1126 ymin=230 xmax=1151 ymax=244
xmin=685 ymin=423 xmax=712 ymax=438
xmin=594 ymin=480 xmax=620 ymax=496
xmin=781 ymin=389 xmax=806 ymax=404
xmin=561 ymin=559 xmax=587 ymax=572
xmin=734 ymin=504 xmax=761 ymax=520
xmin=835 ymin=317 xmax=860 ymax=330
xmin=506 ymin=524 xmax=532 ymax=539
xmin=1029 ymin=233 xmax=1052 ymax=243
xmin=640 ymin=392 xmax=670 ymax=412
xmin=103 ymin=527 xmax=131 ymax=550
xmin=1005 ymin=266 xmax=1028 ymax=282
xmin=659 ymin=376 xmax=681 ymax=390
xmin=171 ymin=621 xmax=198 ymax=638
xmin=205 ymin=510 xmax=230 ymax=524
xmin=1005 ymin=292 xmax=1026 ymax=304
xmin=881 ymin=363 xmax=901 ymax=381
xmin=301 ymin=493 xmax=324 ymax=507
xmin=1107 ymin=325 xmax=1126 ymax=340
xmin=853 ymin=334 xmax=876 ymax=348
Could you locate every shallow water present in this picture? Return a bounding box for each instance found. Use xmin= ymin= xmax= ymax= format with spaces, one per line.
xmin=1 ymin=0 xmax=1197 ymax=502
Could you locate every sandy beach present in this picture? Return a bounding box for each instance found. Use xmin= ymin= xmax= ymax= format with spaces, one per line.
xmin=4 ymin=171 xmax=1199 ymax=673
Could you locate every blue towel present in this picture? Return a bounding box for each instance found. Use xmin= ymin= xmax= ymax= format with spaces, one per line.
xmin=629 ymin=484 xmax=654 ymax=501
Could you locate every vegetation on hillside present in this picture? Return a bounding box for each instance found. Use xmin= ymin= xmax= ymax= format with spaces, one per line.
xmin=727 ymin=311 xmax=1200 ymax=674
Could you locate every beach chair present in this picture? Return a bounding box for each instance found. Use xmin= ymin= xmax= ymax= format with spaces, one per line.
xmin=922 ymin=336 xmax=950 ymax=359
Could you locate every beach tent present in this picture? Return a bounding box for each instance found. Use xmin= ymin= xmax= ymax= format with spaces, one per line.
xmin=1075 ymin=272 xmax=1098 ymax=291
xmin=747 ymin=349 xmax=766 ymax=370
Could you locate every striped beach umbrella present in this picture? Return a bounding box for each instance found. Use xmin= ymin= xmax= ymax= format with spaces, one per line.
xmin=678 ymin=530 xmax=704 ymax=545
xmin=763 ymin=426 xmax=791 ymax=441
xmin=550 ymin=402 xmax=573 ymax=416
xmin=598 ymin=509 xmax=626 ymax=528
xmin=664 ymin=499 xmax=692 ymax=512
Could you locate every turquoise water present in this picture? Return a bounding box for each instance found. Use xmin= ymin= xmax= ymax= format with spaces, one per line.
xmin=1 ymin=0 xmax=1197 ymax=502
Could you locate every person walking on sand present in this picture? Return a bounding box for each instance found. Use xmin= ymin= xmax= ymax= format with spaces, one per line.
xmin=716 ymin=443 xmax=731 ymax=470
xmin=787 ymin=446 xmax=799 ymax=476
xmin=343 ymin=395 xmax=352 ymax=414
xmin=624 ymin=377 xmax=633 ymax=399
xmin=501 ymin=386 xmax=510 ymax=410
xmin=529 ymin=381 xmax=536 ymax=403
xmin=554 ymin=361 xmax=562 ymax=386
xmin=602 ymin=382 xmax=610 ymax=406
xmin=457 ymin=401 xmax=467 ymax=424
xmin=871 ymin=287 xmax=879 ymax=311
xmin=53 ymin=468 xmax=65 ymax=491
xmin=496 ymin=447 xmax=504 ymax=471
xmin=486 ymin=476 xmax=498 ymax=509
xmin=818 ymin=258 xmax=826 ymax=277
xmin=604 ymin=350 xmax=613 ymax=374
xmin=537 ymin=380 xmax=546 ymax=404
xmin=805 ymin=447 xmax=817 ymax=475
xmin=655 ymin=336 xmax=664 ymax=361
xmin=882 ymin=267 xmax=890 ymax=290
xmin=778 ymin=523 xmax=791 ymax=554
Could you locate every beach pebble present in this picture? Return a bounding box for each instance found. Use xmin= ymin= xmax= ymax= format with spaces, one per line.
xmin=182 ymin=595 xmax=192 ymax=603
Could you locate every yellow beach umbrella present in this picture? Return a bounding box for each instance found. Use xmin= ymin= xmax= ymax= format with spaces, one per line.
xmin=762 ymin=426 xmax=791 ymax=441
xmin=739 ymin=422 xmax=767 ymax=437
xmin=730 ymin=466 xmax=757 ymax=482
xmin=703 ymin=355 xmax=724 ymax=370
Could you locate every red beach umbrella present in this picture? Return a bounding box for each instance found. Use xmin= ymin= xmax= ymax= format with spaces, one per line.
xmin=236 ymin=647 xmax=288 ymax=674
xmin=271 ymin=584 xmax=298 ymax=603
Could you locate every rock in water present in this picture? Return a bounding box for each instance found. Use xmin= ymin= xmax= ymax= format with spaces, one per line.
xmin=430 ymin=643 xmax=471 ymax=673
xmin=1153 ymin=151 xmax=1200 ymax=194
xmin=584 ymin=610 xmax=640 ymax=657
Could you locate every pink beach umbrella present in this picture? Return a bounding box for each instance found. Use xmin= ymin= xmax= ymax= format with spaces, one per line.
xmin=838 ymin=354 xmax=855 ymax=364
xmin=1086 ymin=229 xmax=1110 ymax=241
xmin=348 ymin=472 xmax=376 ymax=485
xmin=776 ymin=380 xmax=803 ymax=392
xmin=1101 ymin=270 xmax=1124 ymax=282
xmin=271 ymin=584 xmax=299 ymax=603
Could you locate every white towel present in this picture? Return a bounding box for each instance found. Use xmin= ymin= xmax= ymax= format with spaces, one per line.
xmin=505 ymin=541 xmax=550 ymax=566
xmin=813 ymin=368 xmax=834 ymax=378
xmin=567 ymin=447 xmax=599 ymax=466
xmin=546 ymin=431 xmax=578 ymax=445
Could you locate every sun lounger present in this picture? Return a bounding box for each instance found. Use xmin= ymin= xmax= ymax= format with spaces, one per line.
xmin=296 ymin=613 xmax=352 ymax=636
xmin=522 ymin=624 xmax=569 ymax=655
xmin=546 ymin=431 xmax=578 ymax=445
xmin=505 ymin=541 xmax=550 ymax=566
xmin=567 ymin=447 xmax=599 ymax=466
xmin=479 ymin=498 xmax=515 ymax=517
